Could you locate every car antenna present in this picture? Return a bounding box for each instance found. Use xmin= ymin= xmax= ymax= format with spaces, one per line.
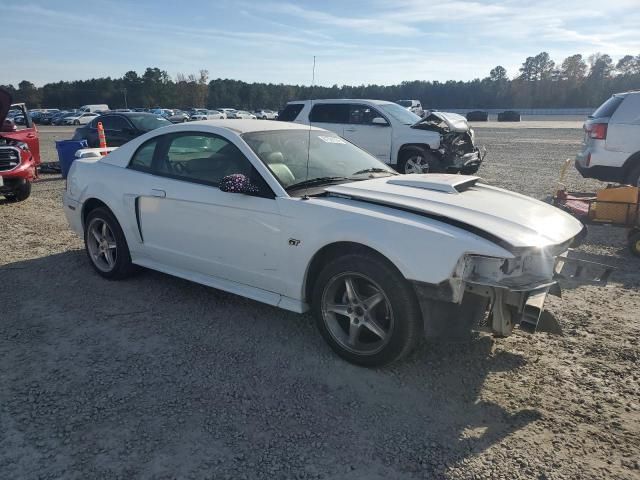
xmin=302 ymin=55 xmax=316 ymax=200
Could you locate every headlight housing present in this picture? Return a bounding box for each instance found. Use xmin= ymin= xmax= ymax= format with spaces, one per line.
xmin=458 ymin=251 xmax=558 ymax=290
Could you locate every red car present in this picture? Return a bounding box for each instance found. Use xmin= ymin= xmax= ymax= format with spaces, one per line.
xmin=0 ymin=88 xmax=41 ymax=201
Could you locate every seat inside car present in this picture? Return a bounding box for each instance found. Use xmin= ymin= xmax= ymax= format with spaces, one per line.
xmin=264 ymin=152 xmax=295 ymax=186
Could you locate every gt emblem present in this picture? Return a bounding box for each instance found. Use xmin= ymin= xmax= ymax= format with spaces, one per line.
xmin=288 ymin=238 xmax=301 ymax=246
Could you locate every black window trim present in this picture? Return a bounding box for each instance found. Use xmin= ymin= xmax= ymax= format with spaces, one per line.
xmin=129 ymin=132 xmax=276 ymax=199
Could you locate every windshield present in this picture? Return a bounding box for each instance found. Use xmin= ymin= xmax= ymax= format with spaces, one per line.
xmin=129 ymin=114 xmax=172 ymax=131
xmin=242 ymin=129 xmax=396 ymax=192
xmin=379 ymin=103 xmax=421 ymax=125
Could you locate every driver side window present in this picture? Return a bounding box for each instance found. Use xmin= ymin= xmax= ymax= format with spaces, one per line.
xmin=349 ymin=105 xmax=387 ymax=125
xmin=156 ymin=133 xmax=260 ymax=189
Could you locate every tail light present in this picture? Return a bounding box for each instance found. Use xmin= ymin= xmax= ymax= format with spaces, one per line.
xmin=586 ymin=123 xmax=607 ymax=140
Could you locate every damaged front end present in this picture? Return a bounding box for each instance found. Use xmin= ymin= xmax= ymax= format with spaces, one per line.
xmin=411 ymin=111 xmax=485 ymax=174
xmin=414 ymin=243 xmax=614 ymax=339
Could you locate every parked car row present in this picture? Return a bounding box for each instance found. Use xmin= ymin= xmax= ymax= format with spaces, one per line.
xmin=22 ymin=105 xmax=276 ymax=125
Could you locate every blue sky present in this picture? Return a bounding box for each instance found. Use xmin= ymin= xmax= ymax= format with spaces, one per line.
xmin=2 ymin=0 xmax=639 ymax=87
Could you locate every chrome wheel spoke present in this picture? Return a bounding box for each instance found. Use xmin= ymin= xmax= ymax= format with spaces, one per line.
xmin=362 ymin=291 xmax=384 ymax=310
xmin=103 ymin=248 xmax=115 ymax=268
xmin=347 ymin=322 xmax=360 ymax=347
xmin=91 ymin=229 xmax=101 ymax=243
xmin=101 ymin=221 xmax=107 ymax=237
xmin=344 ymin=277 xmax=360 ymax=303
xmin=363 ymin=315 xmax=387 ymax=340
xmin=107 ymin=242 xmax=117 ymax=250
xmin=326 ymin=303 xmax=350 ymax=317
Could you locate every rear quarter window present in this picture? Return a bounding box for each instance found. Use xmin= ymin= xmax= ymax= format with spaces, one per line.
xmin=278 ymin=104 xmax=304 ymax=122
xmin=591 ymin=96 xmax=624 ymax=119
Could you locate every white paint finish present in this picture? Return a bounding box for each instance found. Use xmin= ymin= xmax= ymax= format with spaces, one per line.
xmin=327 ymin=176 xmax=584 ymax=248
xmin=138 ymin=176 xmax=283 ymax=293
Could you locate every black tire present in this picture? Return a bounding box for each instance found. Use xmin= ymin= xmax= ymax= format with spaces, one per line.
xmin=5 ymin=181 xmax=31 ymax=202
xmin=74 ymin=120 xmax=80 ymax=125
xmin=84 ymin=207 xmax=137 ymax=280
xmin=312 ymin=253 xmax=423 ymax=367
xmin=628 ymin=230 xmax=640 ymax=257
xmin=398 ymin=148 xmax=443 ymax=174
xmin=625 ymin=162 xmax=640 ymax=187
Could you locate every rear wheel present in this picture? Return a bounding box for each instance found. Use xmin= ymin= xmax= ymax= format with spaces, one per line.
xmin=84 ymin=207 xmax=137 ymax=279
xmin=312 ymin=253 xmax=423 ymax=367
xmin=625 ymin=162 xmax=640 ymax=187
xmin=4 ymin=181 xmax=31 ymax=202
xmin=399 ymin=148 xmax=442 ymax=174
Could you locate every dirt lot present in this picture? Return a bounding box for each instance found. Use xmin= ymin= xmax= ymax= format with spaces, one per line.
xmin=1 ymin=125 xmax=639 ymax=479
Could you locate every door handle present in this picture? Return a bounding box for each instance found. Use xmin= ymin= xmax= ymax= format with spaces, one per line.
xmin=26 ymin=133 xmax=36 ymax=138
xmin=344 ymin=128 xmax=356 ymax=132
xmin=150 ymin=189 xmax=166 ymax=198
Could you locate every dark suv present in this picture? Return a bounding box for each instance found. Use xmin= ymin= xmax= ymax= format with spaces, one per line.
xmin=72 ymin=112 xmax=171 ymax=147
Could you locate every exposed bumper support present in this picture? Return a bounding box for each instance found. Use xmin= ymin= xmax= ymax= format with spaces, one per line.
xmin=413 ymin=251 xmax=614 ymax=340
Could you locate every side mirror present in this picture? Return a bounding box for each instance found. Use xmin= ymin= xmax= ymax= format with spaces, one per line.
xmin=219 ymin=174 xmax=259 ymax=194
xmin=371 ymin=117 xmax=388 ymax=126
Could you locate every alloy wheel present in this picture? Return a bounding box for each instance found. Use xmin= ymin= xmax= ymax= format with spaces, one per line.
xmin=86 ymin=218 xmax=118 ymax=272
xmin=403 ymin=155 xmax=431 ymax=174
xmin=321 ymin=272 xmax=394 ymax=355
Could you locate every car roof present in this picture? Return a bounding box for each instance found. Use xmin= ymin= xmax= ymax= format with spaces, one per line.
xmin=287 ymin=99 xmax=395 ymax=106
xmin=190 ymin=119 xmax=323 ymax=134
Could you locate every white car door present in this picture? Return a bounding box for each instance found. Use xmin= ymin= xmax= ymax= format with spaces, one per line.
xmin=308 ymin=103 xmax=347 ymax=138
xmin=135 ymin=132 xmax=284 ymax=293
xmin=342 ymin=104 xmax=392 ymax=162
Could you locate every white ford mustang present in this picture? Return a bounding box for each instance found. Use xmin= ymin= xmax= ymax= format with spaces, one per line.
xmin=63 ymin=120 xmax=604 ymax=366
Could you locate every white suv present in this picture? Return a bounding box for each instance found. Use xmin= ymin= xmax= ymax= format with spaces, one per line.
xmin=575 ymin=91 xmax=640 ymax=186
xmin=279 ymin=99 xmax=483 ymax=174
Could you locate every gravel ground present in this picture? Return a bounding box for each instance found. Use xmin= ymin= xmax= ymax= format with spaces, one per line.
xmin=1 ymin=125 xmax=638 ymax=479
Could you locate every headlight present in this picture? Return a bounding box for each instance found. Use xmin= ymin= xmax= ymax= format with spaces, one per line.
xmin=458 ymin=251 xmax=557 ymax=289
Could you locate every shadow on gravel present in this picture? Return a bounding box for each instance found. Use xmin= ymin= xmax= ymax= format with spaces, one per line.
xmin=1 ymin=251 xmax=541 ymax=479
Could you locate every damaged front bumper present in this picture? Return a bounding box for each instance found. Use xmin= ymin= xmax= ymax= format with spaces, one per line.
xmin=413 ymin=250 xmax=614 ymax=339
xmin=447 ymin=146 xmax=486 ymax=174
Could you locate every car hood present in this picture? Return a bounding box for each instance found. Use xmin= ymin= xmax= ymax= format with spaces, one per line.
xmin=412 ymin=111 xmax=470 ymax=132
xmin=0 ymin=88 xmax=10 ymax=125
xmin=325 ymin=174 xmax=584 ymax=251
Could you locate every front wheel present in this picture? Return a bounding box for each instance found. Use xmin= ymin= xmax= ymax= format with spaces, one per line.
xmin=399 ymin=148 xmax=442 ymax=174
xmin=312 ymin=253 xmax=423 ymax=367
xmin=73 ymin=120 xmax=80 ymax=125
xmin=5 ymin=181 xmax=31 ymax=202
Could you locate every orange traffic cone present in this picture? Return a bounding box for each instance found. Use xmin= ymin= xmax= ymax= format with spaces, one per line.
xmin=97 ymin=121 xmax=108 ymax=155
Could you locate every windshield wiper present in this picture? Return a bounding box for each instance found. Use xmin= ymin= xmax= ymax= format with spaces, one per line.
xmin=350 ymin=168 xmax=397 ymax=176
xmin=286 ymin=176 xmax=348 ymax=191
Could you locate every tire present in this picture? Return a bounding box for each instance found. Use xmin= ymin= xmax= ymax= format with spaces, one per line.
xmin=84 ymin=207 xmax=137 ymax=280
xmin=312 ymin=253 xmax=423 ymax=367
xmin=74 ymin=120 xmax=80 ymax=125
xmin=628 ymin=230 xmax=640 ymax=257
xmin=625 ymin=162 xmax=640 ymax=187
xmin=399 ymin=148 xmax=443 ymax=174
xmin=5 ymin=181 xmax=31 ymax=202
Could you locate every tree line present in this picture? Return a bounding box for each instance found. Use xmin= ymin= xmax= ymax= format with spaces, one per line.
xmin=3 ymin=52 xmax=639 ymax=111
